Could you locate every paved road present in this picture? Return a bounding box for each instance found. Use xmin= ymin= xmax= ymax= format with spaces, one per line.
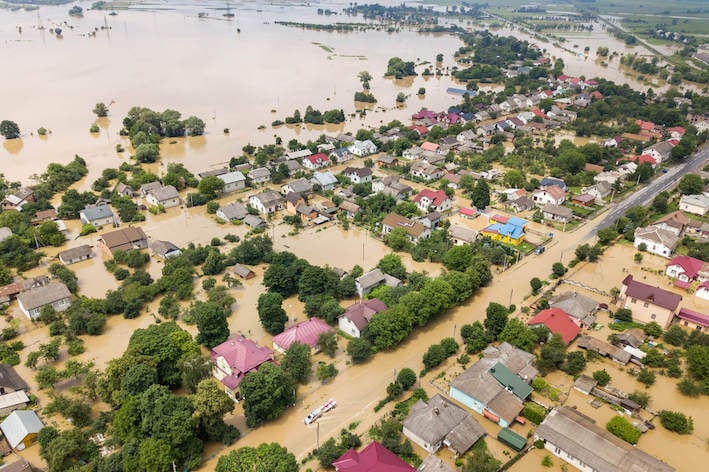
xmin=591 ymin=146 xmax=709 ymax=235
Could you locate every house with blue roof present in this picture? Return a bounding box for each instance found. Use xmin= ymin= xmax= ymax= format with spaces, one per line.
xmin=79 ymin=204 xmax=117 ymax=227
xmin=481 ymin=216 xmax=527 ymax=245
xmin=540 ymin=177 xmax=567 ymax=191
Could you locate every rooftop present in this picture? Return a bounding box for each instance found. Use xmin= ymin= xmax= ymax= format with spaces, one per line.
xmin=333 ymin=442 xmax=415 ymax=472
xmin=341 ymin=299 xmax=387 ymax=331
xmin=622 ymin=275 xmax=681 ymax=311
xmin=527 ymin=308 xmax=580 ymax=345
xmin=17 ymin=282 xmax=71 ymax=311
xmin=677 ymin=307 xmax=709 ymax=328
xmin=273 ymin=318 xmax=334 ymax=351
xmin=382 ymin=213 xmax=429 ymax=238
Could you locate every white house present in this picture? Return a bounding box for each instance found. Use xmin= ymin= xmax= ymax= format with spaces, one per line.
xmin=338 ymin=299 xmax=387 ymax=338
xmin=248 ymin=191 xmax=284 ymax=214
xmin=642 ymin=141 xmax=675 ymax=164
xmin=696 ymin=281 xmax=709 ymax=301
xmin=679 ymin=193 xmax=709 ymax=216
xmin=348 ymin=139 xmax=378 ymax=157
xmin=413 ymin=189 xmax=452 ymax=213
xmin=593 ymin=171 xmax=620 ymax=185
xmin=302 ymin=153 xmax=330 ymax=170
xmin=217 ymin=171 xmax=246 ymax=193
xmin=342 ymin=167 xmax=373 ymax=184
xmin=247 ymin=167 xmax=271 ymax=185
xmin=634 ymin=226 xmax=679 ymax=258
xmin=410 ymin=161 xmax=445 ymax=182
xmin=146 ymin=185 xmax=180 ymax=209
xmin=79 ymin=204 xmax=117 ymax=227
xmin=17 ymin=282 xmax=71 ymax=320
xmin=532 ymin=185 xmax=565 ymax=205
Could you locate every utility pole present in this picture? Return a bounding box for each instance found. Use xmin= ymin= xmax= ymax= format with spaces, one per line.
xmin=317 ymin=421 xmax=320 ymax=449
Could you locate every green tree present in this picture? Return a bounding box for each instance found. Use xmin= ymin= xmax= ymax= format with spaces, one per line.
xmin=443 ymin=244 xmax=475 ymax=272
xmin=181 ymin=354 xmax=212 ymax=394
xmin=134 ymin=143 xmax=160 ymax=163
xmin=347 ymin=337 xmax=372 ymax=363
xmin=192 ymin=301 xmax=229 ymax=348
xmin=498 ymin=319 xmax=537 ymax=352
xmin=597 ymin=227 xmax=618 ymax=245
xmin=637 ymin=368 xmax=656 ymax=386
xmin=316 ymin=362 xmax=338 ymax=383
xmin=93 ymin=102 xmax=109 ymax=117
xmin=138 ymin=438 xmax=173 ymax=472
xmin=120 ymin=363 xmax=158 ymax=398
xmin=240 ymin=364 xmax=297 ymax=428
xmin=484 ymin=302 xmax=509 ymax=339
xmin=663 ymin=324 xmax=688 ymax=346
xmin=184 ymin=116 xmax=206 ymax=136
xmin=0 ymin=120 xmax=20 ymax=139
xmin=530 ymin=277 xmax=542 ymax=294
xmin=678 ymin=173 xmax=703 ymax=195
xmin=614 ymin=308 xmax=633 ymax=322
xmin=538 ymin=333 xmax=566 ymax=374
xmin=659 ymin=410 xmax=694 ymax=434
xmin=48 ymin=263 xmax=78 ymax=293
xmin=377 ymin=253 xmax=407 ymax=280
xmin=562 ymin=351 xmax=587 ymax=375
xmin=282 ymin=342 xmax=311 ymax=384
xmin=471 ymin=179 xmax=490 ymax=209
xmin=461 ymin=321 xmax=488 ymax=354
xmin=198 ymin=175 xmax=225 ymax=198
xmin=461 ymin=441 xmax=501 ymax=472
xmin=383 ymin=227 xmax=410 ymax=251
xmin=593 ymin=369 xmax=611 ymax=387
xmin=317 ymin=331 xmax=338 ymax=358
xmin=551 ymin=262 xmax=566 ymax=278
xmin=40 ymin=428 xmax=100 ymax=472
xmin=606 ymin=416 xmax=641 ymax=444
xmin=257 ymin=292 xmax=288 ymax=335
xmin=193 ymin=378 xmax=238 ymax=442
xmin=216 ymin=443 xmax=298 ymax=472
xmin=396 ymin=368 xmax=417 ymax=389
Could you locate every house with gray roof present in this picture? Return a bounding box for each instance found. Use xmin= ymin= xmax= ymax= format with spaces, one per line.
xmin=536 ymin=406 xmax=675 ymax=472
xmin=542 ymin=204 xmax=573 ymax=223
xmin=248 ymin=191 xmax=284 ymax=214
xmin=281 ymin=178 xmax=313 ymax=196
xmin=243 ymin=214 xmax=267 ymax=228
xmin=146 ymin=185 xmax=180 ymax=209
xmin=417 ymin=456 xmax=455 ymax=472
xmin=403 ymin=394 xmax=485 ymax=456
xmin=679 ymin=193 xmax=709 ymax=216
xmin=282 ymin=159 xmax=303 ymax=175
xmin=80 ymin=204 xmax=117 ymax=227
xmin=1 ymin=188 xmax=35 ymax=212
xmin=139 ymin=181 xmax=163 ymax=197
xmin=216 ymin=202 xmax=248 ymax=221
xmin=114 ymin=182 xmax=134 ymax=197
xmin=633 ymin=226 xmax=678 ymax=258
xmin=348 ymin=139 xmax=377 ymax=157
xmin=450 ymin=342 xmax=537 ymax=427
xmin=151 ymin=240 xmax=181 ymax=259
xmin=0 ymin=410 xmax=44 ymax=450
xmin=0 ymin=364 xmax=28 ymax=394
xmin=57 ymin=245 xmax=93 ymax=265
xmin=17 ymin=282 xmax=71 ymax=320
xmin=248 ymin=167 xmax=271 ymax=185
xmin=198 ymin=167 xmax=229 ymax=179
xmin=311 ymin=171 xmax=338 ymax=191
xmin=549 ymin=291 xmax=598 ymax=328
xmin=449 ymin=225 xmax=479 ymax=245
xmin=355 ymin=268 xmax=402 ymax=298
xmin=217 ymin=171 xmax=246 ymax=193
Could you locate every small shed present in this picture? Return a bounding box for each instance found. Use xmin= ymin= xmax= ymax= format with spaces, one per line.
xmin=0 ymin=458 xmax=32 ymax=472
xmin=0 ymin=410 xmax=44 ymax=450
xmin=573 ymin=375 xmax=598 ymax=395
xmin=0 ymin=391 xmax=30 ymax=416
xmin=57 ymin=245 xmax=93 ymax=265
xmin=497 ymin=427 xmax=526 ymax=452
xmin=233 ymin=264 xmax=255 ymax=280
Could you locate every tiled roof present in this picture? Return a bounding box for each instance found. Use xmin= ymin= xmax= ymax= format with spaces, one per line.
xmin=211 ymin=336 xmax=274 ymax=389
xmin=622 ymin=275 xmax=681 ymax=311
xmin=413 ymin=189 xmax=449 ymax=207
xmin=677 ymin=307 xmax=709 ymax=327
xmin=527 ymin=308 xmax=581 ymax=344
xmin=272 ymin=318 xmax=334 ymax=351
xmin=341 ymin=299 xmax=387 ymax=331
xmin=333 ymin=442 xmax=415 ymax=472
xmin=666 ymin=255 xmax=706 ymax=279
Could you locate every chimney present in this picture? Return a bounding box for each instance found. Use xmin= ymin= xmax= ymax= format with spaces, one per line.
xmin=434 ymin=407 xmax=439 ymax=415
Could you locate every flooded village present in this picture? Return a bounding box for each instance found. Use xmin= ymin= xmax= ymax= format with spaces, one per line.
xmin=0 ymin=1 xmax=708 ymax=471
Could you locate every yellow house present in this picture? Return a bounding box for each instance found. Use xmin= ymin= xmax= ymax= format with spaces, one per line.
xmin=0 ymin=410 xmax=44 ymax=451
xmin=481 ymin=216 xmax=527 ymax=245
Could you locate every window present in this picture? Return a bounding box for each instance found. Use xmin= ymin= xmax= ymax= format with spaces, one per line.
xmin=651 ymin=314 xmax=657 ymax=320
xmin=643 ymin=302 xmax=649 ymax=308
xmin=631 ymin=298 xmax=637 ymax=304
xmin=684 ymin=321 xmax=689 ymax=326
xmin=555 ymin=447 xmax=561 ymax=454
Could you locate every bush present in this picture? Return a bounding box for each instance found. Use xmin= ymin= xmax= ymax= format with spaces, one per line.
xmin=551 ymin=262 xmax=566 ymax=278
xmin=522 ymin=402 xmax=547 ymax=424
xmin=593 ymin=369 xmax=611 ymax=387
xmin=659 ymin=410 xmax=693 ymax=434
xmin=628 ymin=391 xmax=650 ymax=408
xmin=614 ymin=308 xmax=633 ymax=322
xmin=207 ymin=201 xmax=219 ymax=214
xmin=606 ymin=416 xmax=641 ymax=444
xmin=79 ymin=224 xmax=97 ymax=236
xmin=637 ymin=368 xmax=656 ymax=386
xmin=396 ymin=368 xmax=417 ymax=390
xmin=90 ymin=124 xmax=99 ymax=133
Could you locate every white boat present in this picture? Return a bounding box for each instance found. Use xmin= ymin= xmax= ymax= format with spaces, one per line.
xmin=304 ymin=398 xmax=336 ymax=424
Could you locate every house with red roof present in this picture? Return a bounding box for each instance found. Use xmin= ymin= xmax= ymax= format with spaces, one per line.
xmin=665 ymin=255 xmax=709 ymax=284
xmin=635 ymin=120 xmax=657 ymax=132
xmin=676 ymin=307 xmax=709 ymax=332
xmin=460 ymin=207 xmax=477 ymax=219
xmin=585 ymin=79 xmax=598 ymax=86
xmin=333 ymin=442 xmax=415 ymax=472
xmin=628 ymin=154 xmax=657 ymax=167
xmin=590 ymin=90 xmax=603 ymax=100
xmin=532 ymin=108 xmax=547 ymax=119
xmin=620 ymin=275 xmax=682 ymax=329
xmin=532 ymin=185 xmax=566 ymax=206
xmin=272 ymin=318 xmax=334 ymax=354
xmin=338 ymin=299 xmax=387 ymax=338
xmin=527 ymin=308 xmax=581 ymax=345
xmin=557 ymin=74 xmax=569 ymax=82
xmin=667 ymin=126 xmax=686 ymax=139
xmin=211 ymin=336 xmax=275 ymax=401
xmin=420 ymin=141 xmax=439 ymax=152
xmin=569 ymin=77 xmax=580 ymax=85
xmin=412 ymin=109 xmax=438 ymax=122
xmin=302 ymin=153 xmax=330 ymax=170
xmin=407 ymin=125 xmax=429 ymax=136
xmin=413 ymin=189 xmax=452 ymax=213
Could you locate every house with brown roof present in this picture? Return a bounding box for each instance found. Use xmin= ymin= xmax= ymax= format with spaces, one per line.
xmin=211 ymin=336 xmax=274 ymax=401
xmin=577 ymin=336 xmax=631 ymax=365
xmin=536 ymin=406 xmax=675 ymax=472
xmin=99 ymin=227 xmax=148 ymax=256
xmin=338 ymin=299 xmax=387 ymax=338
xmin=449 ymin=225 xmax=479 ymax=245
xmin=343 ymin=167 xmax=373 ymax=184
xmin=372 ymin=175 xmax=412 ymax=201
xmin=402 ymin=394 xmax=485 ymax=457
xmin=17 ymin=282 xmax=71 ymax=320
xmin=410 ymin=161 xmax=445 ymax=182
xmin=0 ymin=277 xmax=49 ymax=305
xmin=381 ymin=213 xmax=431 ymax=243
xmin=532 ymin=185 xmax=566 ymax=205
xmin=620 ymin=275 xmax=682 ymax=328
xmin=542 ymin=204 xmax=573 ymax=223
xmin=1 ymin=188 xmax=35 ymax=212
xmin=652 ymin=211 xmax=688 ymax=236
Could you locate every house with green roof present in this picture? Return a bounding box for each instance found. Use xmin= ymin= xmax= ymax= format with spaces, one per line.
xmin=489 ymin=362 xmax=533 ymax=400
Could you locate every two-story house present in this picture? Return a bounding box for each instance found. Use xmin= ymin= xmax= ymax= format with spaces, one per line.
xmin=620 ymin=275 xmax=682 ymax=328
xmin=413 ymin=189 xmax=452 ymax=213
xmin=248 ymin=191 xmax=285 ymax=214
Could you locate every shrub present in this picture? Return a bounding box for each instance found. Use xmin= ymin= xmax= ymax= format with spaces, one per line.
xmin=79 ymin=224 xmax=97 ymax=236
xmin=628 ymin=391 xmax=650 ymax=408
xmin=606 ymin=416 xmax=641 ymax=444
xmin=522 ymin=402 xmax=547 ymax=424
xmin=614 ymin=308 xmax=633 ymax=322
xmin=637 ymin=368 xmax=656 ymax=386
xmin=659 ymin=410 xmax=693 ymax=434
xmin=396 ymin=368 xmax=417 ymax=390
xmin=90 ymin=124 xmax=99 ymax=133
xmin=593 ymin=369 xmax=611 ymax=386
xmin=542 ymin=455 xmax=553 ymax=467
xmin=37 ymin=127 xmax=48 ymax=136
